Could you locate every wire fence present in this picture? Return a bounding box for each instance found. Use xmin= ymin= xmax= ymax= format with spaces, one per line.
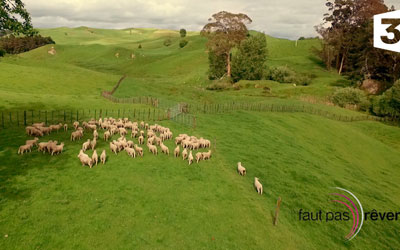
xmin=185 ymin=102 xmax=385 ymax=123
xmin=0 ymin=108 xmax=173 ymax=129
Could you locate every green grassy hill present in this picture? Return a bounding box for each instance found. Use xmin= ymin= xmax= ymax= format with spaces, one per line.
xmin=0 ymin=27 xmax=399 ymax=249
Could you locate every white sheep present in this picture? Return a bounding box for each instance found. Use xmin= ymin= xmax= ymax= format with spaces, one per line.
xmin=73 ymin=121 xmax=79 ymax=130
xmin=188 ymin=151 xmax=194 ymax=165
xmin=138 ymin=135 xmax=144 ymax=145
xmin=174 ymin=146 xmax=180 ymax=157
xmin=110 ymin=142 xmax=118 ymax=155
xmin=93 ymin=130 xmax=98 ymax=139
xmin=78 ymin=150 xmax=93 ymax=168
xmin=134 ymin=144 xmax=143 ymax=157
xmin=254 ymin=177 xmax=263 ymax=195
xmin=64 ymin=124 xmax=68 ymax=131
xmin=125 ymin=147 xmax=136 ymax=158
xmin=91 ymin=138 xmax=97 ymax=150
xmin=18 ymin=144 xmax=33 ymax=154
xmin=160 ymin=143 xmax=169 ymax=155
xmin=103 ymin=131 xmax=111 ymax=141
xmin=202 ymin=150 xmax=212 ymax=160
xmin=147 ymin=143 xmax=158 ymax=155
xmin=182 ymin=148 xmax=188 ymax=160
xmin=51 ymin=143 xmax=65 ymax=155
xmin=196 ymin=152 xmax=203 ymax=163
xmin=237 ymin=162 xmax=246 ymax=176
xmin=82 ymin=139 xmax=91 ymax=151
xmin=26 ymin=137 xmax=39 ymax=146
xmin=92 ymin=150 xmax=98 ymax=165
xmin=100 ymin=150 xmax=106 ymax=164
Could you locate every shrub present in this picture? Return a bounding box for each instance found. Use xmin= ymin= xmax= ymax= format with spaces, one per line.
xmin=294 ymin=75 xmax=312 ymax=86
xmin=163 ymin=39 xmax=172 ymax=47
xmin=208 ymin=51 xmax=227 ymax=80
xmin=0 ymin=35 xmax=55 ymax=54
xmin=138 ymin=44 xmax=142 ymax=49
xmin=0 ymin=48 xmax=5 ymax=57
xmin=267 ymin=66 xmax=296 ymax=83
xmin=179 ymin=39 xmax=188 ymax=48
xmin=206 ymin=80 xmax=231 ymax=91
xmin=372 ymin=80 xmax=400 ymax=117
xmin=331 ymin=87 xmax=370 ymax=110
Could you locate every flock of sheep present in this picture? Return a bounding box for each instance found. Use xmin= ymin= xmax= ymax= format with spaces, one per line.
xmin=18 ymin=118 xmax=213 ymax=168
xmin=19 ymin=119 xmax=263 ymax=195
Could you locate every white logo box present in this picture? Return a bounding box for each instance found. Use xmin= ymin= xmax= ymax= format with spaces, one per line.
xmin=374 ymin=10 xmax=400 ymax=53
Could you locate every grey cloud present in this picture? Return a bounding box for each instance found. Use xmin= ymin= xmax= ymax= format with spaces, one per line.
xmin=25 ymin=0 xmax=399 ymax=40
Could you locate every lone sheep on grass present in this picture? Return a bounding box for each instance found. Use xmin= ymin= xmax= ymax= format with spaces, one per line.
xmin=237 ymin=162 xmax=246 ymax=176
xmin=254 ymin=177 xmax=263 ymax=195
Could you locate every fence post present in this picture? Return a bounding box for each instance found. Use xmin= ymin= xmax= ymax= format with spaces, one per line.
xmin=148 ymin=108 xmax=150 ymax=120
xmin=31 ymin=110 xmax=34 ymax=124
xmin=70 ymin=110 xmax=72 ymax=123
xmin=1 ymin=112 xmax=4 ymax=128
xmin=51 ymin=111 xmax=54 ymax=124
xmin=95 ymin=109 xmax=97 ymax=120
xmin=118 ymin=109 xmax=120 ymax=118
xmin=274 ymin=197 xmax=282 ymax=226
xmin=193 ymin=116 xmax=196 ymax=129
xmin=45 ymin=111 xmax=48 ymax=125
xmin=76 ymin=110 xmax=79 ymax=122
xmin=24 ymin=111 xmax=27 ymax=126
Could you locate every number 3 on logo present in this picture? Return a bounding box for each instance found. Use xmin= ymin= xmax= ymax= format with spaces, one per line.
xmin=374 ymin=10 xmax=400 ymax=53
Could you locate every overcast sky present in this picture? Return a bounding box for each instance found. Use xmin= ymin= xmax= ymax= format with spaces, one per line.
xmin=25 ymin=0 xmax=399 ymax=40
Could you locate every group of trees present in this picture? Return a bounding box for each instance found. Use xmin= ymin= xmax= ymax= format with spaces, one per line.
xmin=1 ymin=0 xmax=54 ymax=56
xmin=201 ymin=11 xmax=267 ymax=82
xmin=316 ymin=0 xmax=400 ymax=85
xmin=163 ymin=28 xmax=188 ymax=48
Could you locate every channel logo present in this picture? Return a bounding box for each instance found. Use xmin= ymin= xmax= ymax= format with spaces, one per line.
xmin=374 ymin=10 xmax=400 ymax=52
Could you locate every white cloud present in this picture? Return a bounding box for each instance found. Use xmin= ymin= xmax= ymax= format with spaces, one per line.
xmin=25 ymin=0 xmax=399 ymax=39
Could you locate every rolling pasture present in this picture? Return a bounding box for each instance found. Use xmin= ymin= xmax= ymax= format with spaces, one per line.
xmin=0 ymin=27 xmax=400 ymax=249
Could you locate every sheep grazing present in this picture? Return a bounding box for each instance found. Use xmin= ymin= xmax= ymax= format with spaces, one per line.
xmin=131 ymin=130 xmax=138 ymax=138
xmin=51 ymin=143 xmax=65 ymax=155
xmin=254 ymin=177 xmax=263 ymax=195
xmin=93 ymin=130 xmax=98 ymax=139
xmin=92 ymin=150 xmax=98 ymax=165
xmin=103 ymin=131 xmax=111 ymax=141
xmin=195 ymin=152 xmax=203 ymax=163
xmin=82 ymin=139 xmax=91 ymax=151
xmin=138 ymin=135 xmax=144 ymax=145
xmin=64 ymin=124 xmax=68 ymax=131
xmin=91 ymin=138 xmax=97 ymax=150
xmin=73 ymin=121 xmax=79 ymax=130
xmin=125 ymin=147 xmax=136 ymax=158
xmin=237 ymin=162 xmax=246 ymax=176
xmin=26 ymin=137 xmax=39 ymax=146
xmin=134 ymin=144 xmax=143 ymax=157
xmin=160 ymin=143 xmax=169 ymax=155
xmin=110 ymin=142 xmax=118 ymax=155
xmin=140 ymin=121 xmax=144 ymax=128
xmin=100 ymin=150 xmax=106 ymax=164
xmin=202 ymin=150 xmax=212 ymax=160
xmin=182 ymin=148 xmax=188 ymax=160
xmin=18 ymin=144 xmax=33 ymax=154
xmin=38 ymin=141 xmax=50 ymax=153
xmin=188 ymin=151 xmax=194 ymax=165
xmin=32 ymin=122 xmax=45 ymax=128
xmin=46 ymin=140 xmax=58 ymax=154
xmin=71 ymin=130 xmax=83 ymax=141
xmin=174 ymin=146 xmax=180 ymax=157
xmin=77 ymin=150 xmax=93 ymax=168
xmin=119 ymin=127 xmax=127 ymax=136
xmin=147 ymin=143 xmax=158 ymax=155
xmin=30 ymin=128 xmax=44 ymax=137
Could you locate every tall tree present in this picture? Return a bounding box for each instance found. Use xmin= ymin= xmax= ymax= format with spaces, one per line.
xmin=179 ymin=28 xmax=186 ymax=38
xmin=0 ymin=0 xmax=36 ymax=36
xmin=316 ymin=0 xmax=387 ymax=75
xmin=231 ymin=33 xmax=267 ymax=82
xmin=201 ymin=11 xmax=252 ymax=78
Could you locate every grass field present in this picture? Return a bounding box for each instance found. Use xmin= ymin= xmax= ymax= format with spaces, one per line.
xmin=0 ymin=27 xmax=400 ymax=249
